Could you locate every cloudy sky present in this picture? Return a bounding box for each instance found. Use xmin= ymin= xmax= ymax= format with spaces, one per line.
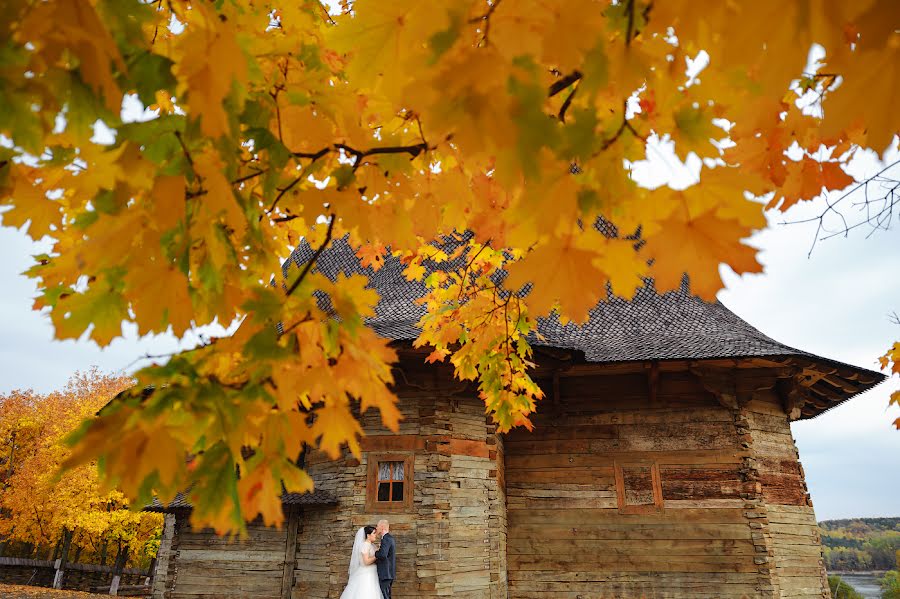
xmin=1 ymin=144 xmax=898 ymax=521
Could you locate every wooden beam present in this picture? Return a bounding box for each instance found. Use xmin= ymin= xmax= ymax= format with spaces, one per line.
xmin=281 ymin=509 xmax=301 ymax=599
xmin=820 ymin=374 xmax=858 ymax=394
xmin=809 ymin=381 xmax=845 ymax=402
xmin=775 ymin=379 xmax=805 ymax=420
xmin=646 ymin=361 xmax=659 ymax=405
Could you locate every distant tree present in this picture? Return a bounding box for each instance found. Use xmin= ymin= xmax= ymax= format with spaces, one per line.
xmin=866 ymin=533 xmax=900 ymax=570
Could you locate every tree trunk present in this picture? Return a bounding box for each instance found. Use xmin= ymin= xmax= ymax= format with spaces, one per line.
xmin=50 ymin=535 xmax=63 ymax=561
xmin=52 ymin=528 xmax=73 ymax=590
xmin=109 ymin=540 xmax=129 ymax=596
xmin=145 ymin=557 xmax=157 ymax=586
xmin=99 ymin=537 xmax=108 ymax=566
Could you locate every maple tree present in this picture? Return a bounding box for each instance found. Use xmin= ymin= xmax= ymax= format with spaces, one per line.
xmin=0 ymin=0 xmax=898 ymax=533
xmin=0 ymin=370 xmax=162 ymax=562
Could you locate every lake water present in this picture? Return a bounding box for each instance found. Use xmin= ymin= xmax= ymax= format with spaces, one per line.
xmin=838 ymin=573 xmax=883 ymax=598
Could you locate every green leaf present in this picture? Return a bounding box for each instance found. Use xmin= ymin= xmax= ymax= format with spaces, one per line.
xmin=242 ymin=288 xmax=284 ymax=325
xmin=333 ymin=164 xmax=356 ymax=189
xmin=188 ymin=442 xmax=245 ymax=535
xmin=246 ymin=127 xmax=290 ymax=170
xmin=128 ymin=52 xmax=176 ymax=106
xmin=53 ymin=273 xmax=129 ymax=344
xmin=429 ymin=9 xmax=464 ymax=64
xmin=508 ymin=77 xmax=560 ymax=176
xmin=563 ymin=107 xmax=599 ymax=160
xmin=0 ymin=86 xmax=45 ymax=153
xmin=244 ymin=327 xmax=291 ymax=362
xmin=577 ymin=188 xmax=600 ymax=214
xmin=119 ymin=115 xmax=186 ymax=166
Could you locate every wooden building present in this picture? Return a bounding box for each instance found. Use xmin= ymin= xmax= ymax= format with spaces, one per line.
xmin=150 ymin=238 xmax=882 ymax=599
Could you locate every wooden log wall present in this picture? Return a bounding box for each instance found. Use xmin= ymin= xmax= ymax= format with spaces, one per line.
xmin=742 ymin=396 xmax=829 ymax=598
xmin=504 ymin=369 xmax=830 ymax=599
xmin=153 ymin=359 xmax=830 ymax=599
xmin=151 ymin=514 xmax=176 ymax=598
xmin=153 ymin=514 xmax=298 ymax=599
xmin=291 ymin=362 xmax=507 ymax=599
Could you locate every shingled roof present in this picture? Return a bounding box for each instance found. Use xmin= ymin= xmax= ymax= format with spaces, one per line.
xmin=286 ymin=235 xmax=884 ymax=419
xmin=145 ymin=490 xmax=338 ymax=513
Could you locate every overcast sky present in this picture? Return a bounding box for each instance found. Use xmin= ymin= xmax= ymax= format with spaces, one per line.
xmin=1 ymin=143 xmax=898 ymax=521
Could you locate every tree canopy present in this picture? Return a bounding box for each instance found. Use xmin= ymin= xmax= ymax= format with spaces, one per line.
xmin=0 ymin=0 xmax=897 ymax=533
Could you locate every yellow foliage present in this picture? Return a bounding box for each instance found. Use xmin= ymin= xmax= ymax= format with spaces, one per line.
xmin=0 ymin=0 xmax=896 ymax=532
xmin=0 ymin=370 xmax=162 ymax=556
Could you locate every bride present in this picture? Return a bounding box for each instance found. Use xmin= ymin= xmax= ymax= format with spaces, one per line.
xmin=339 ymin=525 xmax=382 ymax=599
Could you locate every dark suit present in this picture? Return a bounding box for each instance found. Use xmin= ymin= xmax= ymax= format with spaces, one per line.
xmin=374 ymin=533 xmax=395 ymax=598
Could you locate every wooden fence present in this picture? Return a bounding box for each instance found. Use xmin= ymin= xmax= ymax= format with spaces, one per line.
xmin=0 ymin=556 xmax=151 ymax=594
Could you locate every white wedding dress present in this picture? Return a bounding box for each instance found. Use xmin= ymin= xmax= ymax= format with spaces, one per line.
xmin=339 ymin=528 xmax=383 ymax=599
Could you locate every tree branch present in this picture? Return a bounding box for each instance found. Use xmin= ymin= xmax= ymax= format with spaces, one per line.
xmin=779 ymin=158 xmax=900 ymax=256
xmin=558 ymin=85 xmax=578 ymax=122
xmin=268 ymin=142 xmax=432 ymax=214
xmin=625 ymin=0 xmax=636 ymax=47
xmin=232 ymin=168 xmax=267 ymax=185
xmin=468 ymin=0 xmax=503 ymax=45
xmin=285 ymin=214 xmax=336 ymax=297
xmin=549 ymin=71 xmax=583 ymax=97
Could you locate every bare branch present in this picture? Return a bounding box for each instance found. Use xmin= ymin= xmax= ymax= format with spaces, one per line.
xmin=549 ymin=71 xmax=583 ymax=98
xmin=285 ymin=213 xmax=336 ymax=297
xmin=780 ymin=158 xmax=900 ymax=255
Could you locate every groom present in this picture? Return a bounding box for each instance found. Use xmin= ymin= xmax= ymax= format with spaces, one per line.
xmin=374 ymin=519 xmax=395 ymax=599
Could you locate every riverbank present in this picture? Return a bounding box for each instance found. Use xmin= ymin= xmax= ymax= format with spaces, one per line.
xmin=832 ymin=573 xmax=886 ymax=598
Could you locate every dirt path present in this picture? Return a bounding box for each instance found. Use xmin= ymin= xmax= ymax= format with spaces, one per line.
xmin=0 ymin=583 xmax=108 ymax=598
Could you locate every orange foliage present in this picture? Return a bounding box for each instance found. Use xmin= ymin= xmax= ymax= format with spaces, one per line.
xmin=0 ymin=370 xmax=161 ymax=558
xmin=0 ymin=0 xmax=896 ymax=532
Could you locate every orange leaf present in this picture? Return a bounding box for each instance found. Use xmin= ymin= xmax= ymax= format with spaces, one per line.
xmin=646 ymin=207 xmax=762 ymax=299
xmin=770 ymin=157 xmax=854 ymax=211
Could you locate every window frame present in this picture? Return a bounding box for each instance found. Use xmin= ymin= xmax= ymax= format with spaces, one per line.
xmin=614 ymin=460 xmax=664 ymax=514
xmin=365 ymin=453 xmax=414 ymax=513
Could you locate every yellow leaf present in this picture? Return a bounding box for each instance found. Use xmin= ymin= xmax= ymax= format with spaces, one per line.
xmin=356 ymin=242 xmax=387 ymax=271
xmin=279 ymin=104 xmax=335 ymax=154
xmin=311 ymin=401 xmax=362 ymax=460
xmin=821 ymin=31 xmax=900 ymax=151
xmin=125 ymin=258 xmax=193 ymax=336
xmin=237 ymin=460 xmax=284 ymax=527
xmin=194 ymin=150 xmax=246 ymax=237
xmin=174 ymin=14 xmax=249 ymax=138
xmin=152 ymin=175 xmax=186 ymax=232
xmin=1 ymin=175 xmax=61 ymax=238
xmin=505 ymin=230 xmax=606 ymax=323
xmin=540 ymin=0 xmax=605 ymax=73
xmin=645 ymin=204 xmax=762 ymax=299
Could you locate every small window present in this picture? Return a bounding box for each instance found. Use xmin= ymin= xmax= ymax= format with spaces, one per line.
xmin=366 ymin=454 xmax=413 ymax=512
xmin=615 ymin=461 xmax=663 ymax=514
xmin=377 ymin=461 xmax=405 ymax=502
